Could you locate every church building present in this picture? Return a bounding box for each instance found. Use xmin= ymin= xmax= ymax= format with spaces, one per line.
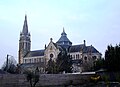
xmin=19 ymin=15 xmax=102 ymax=73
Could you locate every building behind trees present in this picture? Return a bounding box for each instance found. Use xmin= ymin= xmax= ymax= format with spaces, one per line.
xmin=19 ymin=15 xmax=102 ymax=73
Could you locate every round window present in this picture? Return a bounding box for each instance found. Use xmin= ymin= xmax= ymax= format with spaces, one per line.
xmin=50 ymin=53 xmax=53 ymax=58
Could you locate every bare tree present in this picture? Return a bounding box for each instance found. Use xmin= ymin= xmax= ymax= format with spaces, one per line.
xmin=1 ymin=54 xmax=17 ymax=73
xmin=26 ymin=67 xmax=39 ymax=87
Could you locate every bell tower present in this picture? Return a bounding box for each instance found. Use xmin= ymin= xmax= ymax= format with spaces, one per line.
xmin=18 ymin=15 xmax=31 ymax=64
xmin=56 ymin=27 xmax=72 ymax=50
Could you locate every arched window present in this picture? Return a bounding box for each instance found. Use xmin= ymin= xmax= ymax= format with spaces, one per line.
xmin=50 ymin=46 xmax=52 ymax=50
xmin=34 ymin=59 xmax=36 ymax=63
xmin=37 ymin=58 xmax=39 ymax=63
xmin=92 ymin=56 xmax=97 ymax=60
xmin=31 ymin=59 xmax=33 ymax=63
xmin=70 ymin=55 xmax=72 ymax=59
xmin=74 ymin=55 xmax=75 ymax=60
xmin=29 ymin=59 xmax=31 ymax=63
xmin=84 ymin=56 xmax=87 ymax=60
xmin=41 ymin=58 xmax=44 ymax=62
xmin=24 ymin=59 xmax=27 ymax=63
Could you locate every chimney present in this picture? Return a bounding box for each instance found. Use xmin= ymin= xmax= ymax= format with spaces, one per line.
xmin=45 ymin=44 xmax=47 ymax=49
xmin=84 ymin=40 xmax=86 ymax=46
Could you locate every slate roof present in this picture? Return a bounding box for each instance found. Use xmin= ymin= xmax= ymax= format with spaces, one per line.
xmin=69 ymin=44 xmax=100 ymax=54
xmin=56 ymin=29 xmax=72 ymax=47
xmin=20 ymin=62 xmax=45 ymax=68
xmin=83 ymin=46 xmax=100 ymax=53
xmin=0 ymin=69 xmax=8 ymax=74
xmin=20 ymin=63 xmax=46 ymax=73
xmin=24 ymin=44 xmax=100 ymax=58
xmin=69 ymin=44 xmax=84 ymax=53
xmin=25 ymin=50 xmax=44 ymax=57
xmin=52 ymin=42 xmax=66 ymax=52
xmin=57 ymin=35 xmax=72 ymax=43
xmin=24 ymin=43 xmax=65 ymax=58
xmin=52 ymin=42 xmax=58 ymax=48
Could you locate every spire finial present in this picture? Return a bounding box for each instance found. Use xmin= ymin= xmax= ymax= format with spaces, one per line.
xmin=61 ymin=27 xmax=67 ymax=36
xmin=50 ymin=38 xmax=53 ymax=42
xmin=63 ymin=27 xmax=65 ymax=33
xmin=25 ymin=14 xmax=27 ymax=20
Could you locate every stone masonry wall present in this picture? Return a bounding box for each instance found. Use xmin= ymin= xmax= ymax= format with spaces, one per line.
xmin=0 ymin=73 xmax=94 ymax=87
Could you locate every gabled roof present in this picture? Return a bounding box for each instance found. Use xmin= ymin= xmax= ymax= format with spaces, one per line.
xmin=69 ymin=44 xmax=84 ymax=53
xmin=25 ymin=50 xmax=44 ymax=57
xmin=83 ymin=46 xmax=100 ymax=53
xmin=52 ymin=42 xmax=58 ymax=48
xmin=69 ymin=44 xmax=100 ymax=54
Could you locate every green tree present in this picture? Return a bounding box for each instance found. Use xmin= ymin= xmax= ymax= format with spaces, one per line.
xmin=94 ymin=58 xmax=105 ymax=71
xmin=105 ymin=44 xmax=120 ymax=71
xmin=45 ymin=58 xmax=56 ymax=74
xmin=56 ymin=51 xmax=72 ymax=73
xmin=45 ymin=50 xmax=73 ymax=74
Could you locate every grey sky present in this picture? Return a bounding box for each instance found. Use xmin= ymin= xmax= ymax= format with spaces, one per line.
xmin=0 ymin=0 xmax=120 ymax=67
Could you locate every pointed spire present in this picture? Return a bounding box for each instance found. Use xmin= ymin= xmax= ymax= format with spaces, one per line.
xmin=22 ymin=14 xmax=28 ymax=35
xmin=61 ymin=27 xmax=67 ymax=36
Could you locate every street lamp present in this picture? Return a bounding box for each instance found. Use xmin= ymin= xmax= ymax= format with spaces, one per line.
xmin=6 ymin=54 xmax=14 ymax=71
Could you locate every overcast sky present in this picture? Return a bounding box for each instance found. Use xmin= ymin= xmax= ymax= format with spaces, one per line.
xmin=0 ymin=0 xmax=120 ymax=67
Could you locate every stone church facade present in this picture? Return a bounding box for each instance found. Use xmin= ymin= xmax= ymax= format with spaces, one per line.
xmin=19 ymin=15 xmax=102 ymax=73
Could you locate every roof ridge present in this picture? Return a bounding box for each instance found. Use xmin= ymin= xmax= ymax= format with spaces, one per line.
xmin=72 ymin=44 xmax=84 ymax=46
xmin=31 ymin=49 xmax=44 ymax=52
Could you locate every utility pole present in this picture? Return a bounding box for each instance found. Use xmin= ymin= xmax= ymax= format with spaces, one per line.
xmin=6 ymin=54 xmax=9 ymax=71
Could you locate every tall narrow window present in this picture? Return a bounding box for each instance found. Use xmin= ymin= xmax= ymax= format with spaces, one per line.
xmin=39 ymin=58 xmax=41 ymax=62
xmin=70 ymin=55 xmax=72 ymax=59
xmin=41 ymin=58 xmax=43 ymax=62
xmin=50 ymin=46 xmax=52 ymax=50
xmin=30 ymin=59 xmax=31 ymax=63
xmin=76 ymin=55 xmax=78 ymax=59
xmin=34 ymin=59 xmax=36 ymax=63
xmin=74 ymin=55 xmax=75 ymax=60
xmin=24 ymin=59 xmax=27 ymax=63
xmin=78 ymin=54 xmax=79 ymax=59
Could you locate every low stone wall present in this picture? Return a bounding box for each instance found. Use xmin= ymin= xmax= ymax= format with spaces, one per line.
xmin=0 ymin=73 xmax=94 ymax=87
